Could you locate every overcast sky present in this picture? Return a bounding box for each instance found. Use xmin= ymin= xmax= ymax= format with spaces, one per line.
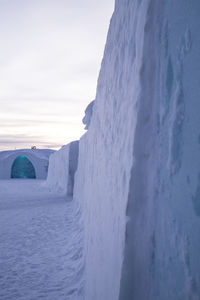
xmin=0 ymin=0 xmax=114 ymax=150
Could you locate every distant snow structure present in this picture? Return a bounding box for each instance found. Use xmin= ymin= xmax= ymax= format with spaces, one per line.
xmin=46 ymin=141 xmax=79 ymax=196
xmin=0 ymin=149 xmax=54 ymax=179
xmin=82 ymin=100 xmax=95 ymax=130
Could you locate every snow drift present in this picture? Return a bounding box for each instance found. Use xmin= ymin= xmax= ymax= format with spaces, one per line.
xmin=74 ymin=0 xmax=200 ymax=299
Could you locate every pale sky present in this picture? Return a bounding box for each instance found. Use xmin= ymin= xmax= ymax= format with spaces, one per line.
xmin=0 ymin=0 xmax=114 ymax=150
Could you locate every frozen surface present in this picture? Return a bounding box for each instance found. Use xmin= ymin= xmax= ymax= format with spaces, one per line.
xmin=74 ymin=0 xmax=200 ymax=299
xmin=0 ymin=180 xmax=84 ymax=300
xmin=46 ymin=145 xmax=70 ymax=196
xmin=1 ymin=1 xmax=200 ymax=299
xmin=46 ymin=142 xmax=79 ymax=196
xmin=74 ymin=0 xmax=149 ymax=298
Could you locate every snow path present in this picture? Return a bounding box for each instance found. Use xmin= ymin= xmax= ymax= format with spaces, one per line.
xmin=0 ymin=180 xmax=84 ymax=300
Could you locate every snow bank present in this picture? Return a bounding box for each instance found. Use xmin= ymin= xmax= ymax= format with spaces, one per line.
xmin=74 ymin=0 xmax=200 ymax=299
xmin=47 ymin=141 xmax=79 ymax=196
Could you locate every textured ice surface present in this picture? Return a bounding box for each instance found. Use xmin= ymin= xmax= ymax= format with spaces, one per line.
xmin=74 ymin=0 xmax=200 ymax=299
xmin=46 ymin=141 xmax=79 ymax=197
xmin=1 ymin=0 xmax=200 ymax=299
xmin=11 ymin=156 xmax=36 ymax=179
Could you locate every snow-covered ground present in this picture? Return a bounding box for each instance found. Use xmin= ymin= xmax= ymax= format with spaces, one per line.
xmin=0 ymin=180 xmax=84 ymax=300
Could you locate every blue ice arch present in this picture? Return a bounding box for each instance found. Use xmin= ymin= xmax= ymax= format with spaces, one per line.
xmin=11 ymin=156 xmax=36 ymax=179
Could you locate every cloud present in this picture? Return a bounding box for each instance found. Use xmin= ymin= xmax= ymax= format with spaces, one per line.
xmin=0 ymin=0 xmax=114 ymax=150
xmin=0 ymin=134 xmax=63 ymax=151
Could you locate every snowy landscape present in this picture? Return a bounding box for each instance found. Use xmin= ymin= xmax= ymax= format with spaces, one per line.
xmin=1 ymin=0 xmax=200 ymax=299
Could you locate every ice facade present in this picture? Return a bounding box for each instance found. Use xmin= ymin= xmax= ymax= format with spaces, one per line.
xmin=74 ymin=0 xmax=200 ymax=299
xmin=0 ymin=149 xmax=53 ymax=179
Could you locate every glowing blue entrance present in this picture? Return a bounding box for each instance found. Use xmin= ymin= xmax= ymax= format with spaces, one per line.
xmin=11 ymin=156 xmax=36 ymax=179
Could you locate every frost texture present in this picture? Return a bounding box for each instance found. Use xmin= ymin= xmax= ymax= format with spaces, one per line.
xmin=47 ymin=141 xmax=79 ymax=197
xmin=0 ymin=180 xmax=84 ymax=300
xmin=74 ymin=0 xmax=200 ymax=299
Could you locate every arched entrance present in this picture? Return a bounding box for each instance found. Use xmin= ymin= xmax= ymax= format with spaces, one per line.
xmin=11 ymin=156 xmax=36 ymax=179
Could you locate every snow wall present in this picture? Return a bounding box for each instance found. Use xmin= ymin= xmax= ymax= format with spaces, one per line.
xmin=74 ymin=1 xmax=200 ymax=299
xmin=47 ymin=141 xmax=79 ymax=196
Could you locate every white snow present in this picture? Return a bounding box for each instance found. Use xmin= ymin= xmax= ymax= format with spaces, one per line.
xmin=74 ymin=1 xmax=150 ymax=298
xmin=0 ymin=142 xmax=82 ymax=300
xmin=46 ymin=145 xmax=70 ymax=196
xmin=46 ymin=141 xmax=79 ymax=197
xmin=1 ymin=1 xmax=200 ymax=299
xmin=74 ymin=0 xmax=200 ymax=299
xmin=0 ymin=179 xmax=84 ymax=300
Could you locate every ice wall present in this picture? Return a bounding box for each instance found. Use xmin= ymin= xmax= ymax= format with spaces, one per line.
xmin=74 ymin=0 xmax=200 ymax=299
xmin=47 ymin=141 xmax=79 ymax=196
